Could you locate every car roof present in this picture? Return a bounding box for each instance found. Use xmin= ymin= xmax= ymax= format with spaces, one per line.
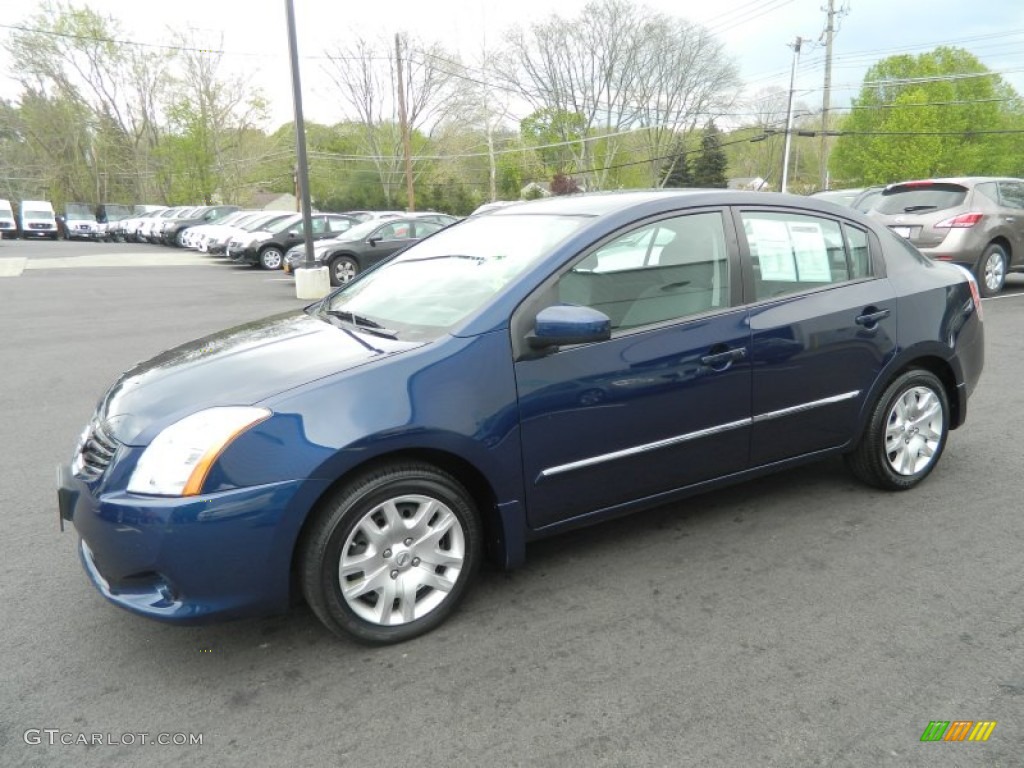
xmin=486 ymin=189 xmax=847 ymax=218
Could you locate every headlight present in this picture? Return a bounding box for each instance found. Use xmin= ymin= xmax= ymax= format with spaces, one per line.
xmin=127 ymin=407 xmax=271 ymax=496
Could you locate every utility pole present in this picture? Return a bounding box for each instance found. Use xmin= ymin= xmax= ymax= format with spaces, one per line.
xmin=285 ymin=0 xmax=328 ymax=299
xmin=819 ymin=0 xmax=836 ymax=190
xmin=781 ymin=36 xmax=803 ymax=194
xmin=395 ymin=33 xmax=415 ymax=212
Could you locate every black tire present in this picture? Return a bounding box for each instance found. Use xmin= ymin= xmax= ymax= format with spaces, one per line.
xmin=845 ymin=369 xmax=949 ymax=491
xmin=300 ymin=462 xmax=482 ymax=644
xmin=259 ymin=246 xmax=284 ymax=270
xmin=976 ymin=243 xmax=1007 ymax=297
xmin=329 ymin=254 xmax=360 ymax=286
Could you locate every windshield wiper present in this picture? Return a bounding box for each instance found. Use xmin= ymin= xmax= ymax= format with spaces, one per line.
xmin=902 ymin=205 xmax=938 ymax=212
xmin=323 ymin=310 xmax=399 ymax=339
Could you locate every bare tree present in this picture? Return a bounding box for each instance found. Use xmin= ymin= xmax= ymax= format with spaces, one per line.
xmin=498 ymin=0 xmax=739 ymax=189
xmin=322 ymin=33 xmax=462 ymax=205
xmin=4 ymin=1 xmax=172 ymax=202
xmin=162 ymin=30 xmax=269 ymax=203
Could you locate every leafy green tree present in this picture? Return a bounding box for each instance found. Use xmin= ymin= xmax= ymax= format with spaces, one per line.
xmin=520 ymin=108 xmax=586 ymax=174
xmin=690 ymin=122 xmax=728 ymax=187
xmin=830 ymin=46 xmax=1024 ymax=184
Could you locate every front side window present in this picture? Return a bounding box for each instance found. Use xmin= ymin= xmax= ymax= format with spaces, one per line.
xmin=555 ymin=211 xmax=731 ymax=330
xmin=376 ymin=221 xmax=413 ymax=240
xmin=328 ymin=217 xmax=353 ymax=233
xmin=742 ymin=211 xmax=861 ymax=300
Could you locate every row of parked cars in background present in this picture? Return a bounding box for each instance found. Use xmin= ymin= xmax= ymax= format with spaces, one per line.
xmin=177 ymin=208 xmax=460 ymax=284
xmin=812 ymin=176 xmax=1024 ymax=296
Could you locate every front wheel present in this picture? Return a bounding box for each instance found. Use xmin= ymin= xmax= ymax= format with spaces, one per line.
xmin=845 ymin=369 xmax=949 ymax=491
xmin=976 ymin=243 xmax=1007 ymax=297
xmin=329 ymin=255 xmax=360 ymax=286
xmin=300 ymin=462 xmax=482 ymax=644
xmin=259 ymin=246 xmax=284 ymax=270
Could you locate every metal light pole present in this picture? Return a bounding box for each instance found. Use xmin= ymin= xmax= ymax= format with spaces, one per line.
xmin=285 ymin=0 xmax=314 ymax=269
xmin=781 ymin=36 xmax=803 ymax=194
xmin=285 ymin=0 xmax=328 ymax=298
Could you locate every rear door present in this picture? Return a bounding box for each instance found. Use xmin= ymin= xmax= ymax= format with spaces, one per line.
xmin=736 ymin=208 xmax=898 ymax=465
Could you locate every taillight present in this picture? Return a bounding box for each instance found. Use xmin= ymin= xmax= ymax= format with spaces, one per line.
xmin=935 ymin=212 xmax=983 ymax=228
xmin=950 ymin=264 xmax=983 ymax=321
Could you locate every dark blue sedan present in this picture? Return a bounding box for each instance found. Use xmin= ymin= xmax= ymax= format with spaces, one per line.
xmin=58 ymin=190 xmax=984 ymax=644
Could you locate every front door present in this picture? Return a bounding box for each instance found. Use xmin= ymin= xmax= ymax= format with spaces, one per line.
xmin=513 ymin=210 xmax=752 ymax=531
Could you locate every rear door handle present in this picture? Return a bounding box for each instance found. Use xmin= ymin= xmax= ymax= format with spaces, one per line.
xmin=855 ymin=308 xmax=891 ymax=327
xmin=700 ymin=347 xmax=747 ymax=367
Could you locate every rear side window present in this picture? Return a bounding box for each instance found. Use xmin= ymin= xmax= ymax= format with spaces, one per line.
xmin=741 ymin=211 xmax=869 ymax=300
xmin=844 ymin=225 xmax=871 ymax=279
xmin=998 ymin=181 xmax=1024 ymax=209
xmin=875 ymin=183 xmax=967 ymax=215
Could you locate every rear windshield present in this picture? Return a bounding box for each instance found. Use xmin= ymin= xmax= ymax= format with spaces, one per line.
xmin=875 ymin=183 xmax=967 ymax=215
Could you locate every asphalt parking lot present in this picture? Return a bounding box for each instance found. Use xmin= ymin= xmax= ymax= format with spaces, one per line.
xmin=1 ymin=239 xmax=1022 ymax=767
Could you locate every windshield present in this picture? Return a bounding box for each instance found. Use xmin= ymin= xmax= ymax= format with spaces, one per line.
xmin=248 ymin=214 xmax=292 ymax=232
xmin=265 ymin=214 xmax=301 ymax=234
xmin=324 ymin=213 xmax=588 ymax=340
xmin=319 ymin=220 xmax=382 ymax=244
xmin=24 ymin=209 xmax=53 ymax=220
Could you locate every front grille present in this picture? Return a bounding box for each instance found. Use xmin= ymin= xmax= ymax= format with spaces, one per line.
xmin=29 ymin=222 xmax=51 ymax=230
xmin=73 ymin=419 xmax=120 ymax=481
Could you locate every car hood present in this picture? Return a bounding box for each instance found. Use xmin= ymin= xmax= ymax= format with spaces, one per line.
xmin=98 ymin=311 xmax=421 ymax=445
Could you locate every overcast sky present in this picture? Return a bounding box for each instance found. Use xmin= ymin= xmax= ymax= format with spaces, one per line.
xmin=2 ymin=0 xmax=1023 ymax=128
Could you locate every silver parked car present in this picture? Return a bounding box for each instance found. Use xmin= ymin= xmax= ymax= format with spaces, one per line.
xmin=870 ymin=177 xmax=1024 ymax=296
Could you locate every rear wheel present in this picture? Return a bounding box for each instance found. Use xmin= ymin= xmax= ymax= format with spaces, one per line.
xmin=300 ymin=462 xmax=482 ymax=644
xmin=845 ymin=369 xmax=949 ymax=491
xmin=329 ymin=255 xmax=360 ymax=286
xmin=976 ymin=243 xmax=1007 ymax=297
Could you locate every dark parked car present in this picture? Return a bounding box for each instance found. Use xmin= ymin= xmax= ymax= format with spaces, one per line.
xmin=283 ymin=216 xmax=450 ymax=285
xmin=157 ymin=205 xmax=240 ymax=247
xmin=58 ymin=190 xmax=984 ymax=645
xmin=226 ymin=213 xmax=359 ymax=269
xmin=870 ymin=177 xmax=1024 ymax=296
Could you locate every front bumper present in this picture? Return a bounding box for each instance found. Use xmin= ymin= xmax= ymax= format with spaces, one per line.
xmin=227 ymin=245 xmax=259 ymax=264
xmin=59 ymin=463 xmax=329 ymax=623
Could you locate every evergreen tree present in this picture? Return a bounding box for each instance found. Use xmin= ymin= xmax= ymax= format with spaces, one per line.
xmin=661 ymin=140 xmax=693 ymax=187
xmin=690 ymin=122 xmax=729 ymax=188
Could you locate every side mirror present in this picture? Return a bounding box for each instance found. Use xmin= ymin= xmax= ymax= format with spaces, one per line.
xmin=287 ymin=230 xmax=298 ymax=237
xmin=528 ymin=305 xmax=611 ymax=349
xmin=368 ymin=236 xmax=381 ymax=246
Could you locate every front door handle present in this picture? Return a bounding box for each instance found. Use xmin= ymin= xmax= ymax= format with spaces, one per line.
xmin=700 ymin=347 xmax=747 ymax=368
xmin=855 ymin=308 xmax=891 ymax=327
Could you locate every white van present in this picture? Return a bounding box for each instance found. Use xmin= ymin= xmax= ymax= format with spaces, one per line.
xmin=20 ymin=200 xmax=59 ymax=239
xmin=64 ymin=202 xmax=101 ymax=240
xmin=0 ymin=199 xmax=15 ymax=238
